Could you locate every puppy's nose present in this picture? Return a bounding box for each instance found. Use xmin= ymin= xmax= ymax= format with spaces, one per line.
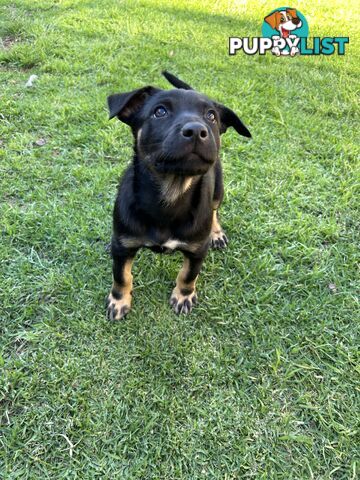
xmin=292 ymin=17 xmax=301 ymax=25
xmin=181 ymin=122 xmax=208 ymax=140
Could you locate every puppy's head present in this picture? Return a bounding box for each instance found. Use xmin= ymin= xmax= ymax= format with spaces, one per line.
xmin=108 ymin=72 xmax=251 ymax=177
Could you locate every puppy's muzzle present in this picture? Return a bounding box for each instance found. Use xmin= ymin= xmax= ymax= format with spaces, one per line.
xmin=292 ymin=17 xmax=301 ymax=26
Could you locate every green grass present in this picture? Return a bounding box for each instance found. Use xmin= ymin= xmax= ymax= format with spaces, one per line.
xmin=0 ymin=0 xmax=359 ymax=478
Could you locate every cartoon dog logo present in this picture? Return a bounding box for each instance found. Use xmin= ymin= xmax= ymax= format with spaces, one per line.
xmin=264 ymin=8 xmax=302 ymax=56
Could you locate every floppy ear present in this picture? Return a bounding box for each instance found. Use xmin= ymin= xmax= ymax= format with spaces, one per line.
xmin=162 ymin=71 xmax=193 ymax=90
xmin=215 ymin=103 xmax=251 ymax=138
xmin=107 ymin=86 xmax=160 ymax=124
xmin=286 ymin=8 xmax=297 ymax=19
xmin=264 ymin=11 xmax=280 ymax=30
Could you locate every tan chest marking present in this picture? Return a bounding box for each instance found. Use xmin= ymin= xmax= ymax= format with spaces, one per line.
xmin=160 ymin=175 xmax=193 ymax=205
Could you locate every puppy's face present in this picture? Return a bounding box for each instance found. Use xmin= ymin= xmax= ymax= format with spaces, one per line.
xmin=108 ymin=74 xmax=251 ymax=177
xmin=137 ymin=89 xmax=221 ymax=176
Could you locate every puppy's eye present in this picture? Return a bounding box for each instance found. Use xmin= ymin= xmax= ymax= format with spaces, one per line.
xmin=280 ymin=16 xmax=285 ymax=22
xmin=154 ymin=106 xmax=167 ymax=118
xmin=206 ymin=110 xmax=216 ymax=123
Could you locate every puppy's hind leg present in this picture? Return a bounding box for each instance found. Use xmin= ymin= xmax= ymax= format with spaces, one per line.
xmin=210 ymin=160 xmax=228 ymax=249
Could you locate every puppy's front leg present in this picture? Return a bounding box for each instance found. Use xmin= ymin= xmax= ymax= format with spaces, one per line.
xmin=106 ymin=246 xmax=137 ymax=321
xmin=210 ymin=209 xmax=228 ymax=249
xmin=170 ymin=252 xmax=205 ymax=314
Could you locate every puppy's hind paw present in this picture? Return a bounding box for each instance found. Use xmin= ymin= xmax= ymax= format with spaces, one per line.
xmin=170 ymin=288 xmax=197 ymax=315
xmin=210 ymin=230 xmax=228 ymax=249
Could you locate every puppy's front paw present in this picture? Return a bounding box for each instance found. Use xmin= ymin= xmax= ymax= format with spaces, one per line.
xmin=105 ymin=291 xmax=131 ymax=321
xmin=170 ymin=287 xmax=197 ymax=314
xmin=210 ymin=230 xmax=228 ymax=249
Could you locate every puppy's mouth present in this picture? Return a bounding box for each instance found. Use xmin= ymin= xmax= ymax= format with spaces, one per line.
xmin=186 ymin=150 xmax=214 ymax=165
xmin=153 ymin=151 xmax=214 ymax=176
xmin=140 ymin=126 xmax=219 ymax=176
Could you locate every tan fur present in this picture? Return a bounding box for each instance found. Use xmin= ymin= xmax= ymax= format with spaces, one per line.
xmin=119 ymin=234 xmax=203 ymax=253
xmin=119 ymin=236 xmax=143 ymax=249
xmin=170 ymin=257 xmax=198 ymax=314
xmin=212 ymin=199 xmax=220 ymax=210
xmin=160 ymin=175 xmax=193 ymax=205
xmin=137 ymin=128 xmax=142 ymax=142
xmin=209 ymin=209 xmax=228 ymax=248
xmin=184 ymin=241 xmax=205 ymax=253
xmin=211 ymin=209 xmax=222 ymax=234
xmin=176 ymin=257 xmax=197 ymax=291
xmin=170 ymin=286 xmax=197 ymax=313
xmin=162 ymin=238 xmax=187 ymax=249
xmin=107 ymin=258 xmax=134 ymax=320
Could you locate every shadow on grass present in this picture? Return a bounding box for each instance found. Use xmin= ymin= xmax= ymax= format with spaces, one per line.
xmin=66 ymin=0 xmax=259 ymax=31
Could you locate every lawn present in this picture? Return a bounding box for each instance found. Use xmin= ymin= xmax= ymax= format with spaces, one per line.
xmin=0 ymin=0 xmax=359 ymax=478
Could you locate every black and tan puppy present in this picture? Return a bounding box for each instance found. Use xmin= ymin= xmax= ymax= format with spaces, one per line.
xmin=106 ymin=71 xmax=251 ymax=320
